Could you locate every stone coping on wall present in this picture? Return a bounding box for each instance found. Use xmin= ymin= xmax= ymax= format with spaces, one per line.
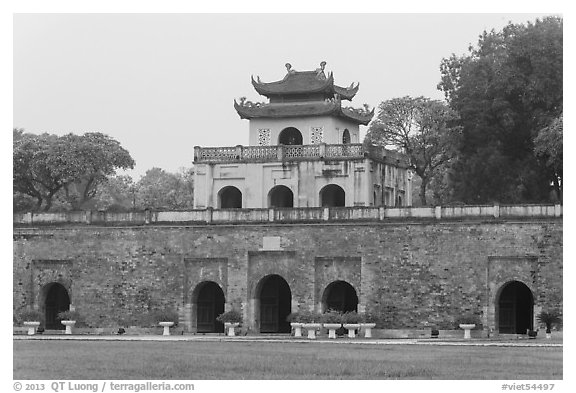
xmin=13 ymin=204 xmax=562 ymax=227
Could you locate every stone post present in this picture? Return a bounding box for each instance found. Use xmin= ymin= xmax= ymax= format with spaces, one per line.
xmin=554 ymin=204 xmax=562 ymax=217
xmin=235 ymin=145 xmax=243 ymax=160
xmin=268 ymin=208 xmax=275 ymax=222
xmin=323 ymin=207 xmax=330 ymax=221
xmin=205 ymin=207 xmax=213 ymax=224
xmin=144 ymin=208 xmax=151 ymax=225
xmin=96 ymin=210 xmax=106 ymax=224
xmin=24 ymin=212 xmax=33 ymax=225
xmin=193 ymin=146 xmax=201 ymax=162
xmin=319 ymin=143 xmax=327 ymax=158
xmin=493 ymin=204 xmax=500 ymax=218
xmin=435 ymin=206 xmax=442 ymax=220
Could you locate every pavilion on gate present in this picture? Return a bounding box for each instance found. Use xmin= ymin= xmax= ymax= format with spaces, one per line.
xmin=193 ymin=61 xmax=412 ymax=209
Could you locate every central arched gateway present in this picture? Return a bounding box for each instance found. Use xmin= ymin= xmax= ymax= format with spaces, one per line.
xmin=194 ymin=281 xmax=225 ymax=333
xmin=44 ymin=283 xmax=70 ymax=329
xmin=498 ymin=281 xmax=534 ymax=334
xmin=320 ymin=184 xmax=345 ymax=207
xmin=256 ymin=275 xmax=291 ymax=333
xmin=268 ymin=185 xmax=294 ymax=208
xmin=322 ymin=280 xmax=358 ymax=313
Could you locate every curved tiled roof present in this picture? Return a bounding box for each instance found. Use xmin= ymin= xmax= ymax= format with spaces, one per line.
xmin=234 ymin=99 xmax=373 ymax=125
xmin=252 ymin=70 xmax=359 ymax=101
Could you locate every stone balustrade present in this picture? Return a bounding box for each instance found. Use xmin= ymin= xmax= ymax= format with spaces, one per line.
xmin=13 ymin=204 xmax=562 ymax=227
xmin=193 ymin=143 xmax=403 ymax=164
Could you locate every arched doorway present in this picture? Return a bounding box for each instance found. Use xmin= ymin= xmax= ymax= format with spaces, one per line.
xmin=322 ymin=280 xmax=358 ymax=313
xmin=268 ymin=185 xmax=294 ymax=208
xmin=218 ymin=186 xmax=242 ymax=208
xmin=44 ymin=283 xmax=70 ymax=329
xmin=320 ymin=184 xmax=345 ymax=207
xmin=257 ymin=275 xmax=291 ymax=333
xmin=278 ymin=127 xmax=303 ymax=145
xmin=342 ymin=129 xmax=351 ymax=144
xmin=498 ymin=281 xmax=534 ymax=334
xmin=195 ymin=281 xmax=225 ymax=333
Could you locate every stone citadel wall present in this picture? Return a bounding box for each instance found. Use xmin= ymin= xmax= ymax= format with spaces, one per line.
xmin=13 ymin=205 xmax=563 ymax=334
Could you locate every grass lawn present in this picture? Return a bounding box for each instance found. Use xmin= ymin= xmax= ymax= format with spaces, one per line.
xmin=13 ymin=340 xmax=562 ymax=380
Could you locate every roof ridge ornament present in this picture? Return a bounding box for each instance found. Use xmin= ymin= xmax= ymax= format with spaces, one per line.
xmin=315 ymin=61 xmax=327 ymax=80
xmin=285 ymin=63 xmax=296 ymax=74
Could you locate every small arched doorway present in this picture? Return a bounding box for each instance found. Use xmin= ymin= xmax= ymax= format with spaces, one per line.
xmin=218 ymin=186 xmax=242 ymax=208
xmin=195 ymin=281 xmax=225 ymax=333
xmin=498 ymin=281 xmax=534 ymax=334
xmin=320 ymin=184 xmax=345 ymax=207
xmin=322 ymin=281 xmax=358 ymax=313
xmin=44 ymin=283 xmax=70 ymax=329
xmin=342 ymin=129 xmax=351 ymax=144
xmin=278 ymin=127 xmax=303 ymax=145
xmin=257 ymin=275 xmax=291 ymax=333
xmin=268 ymin=185 xmax=294 ymax=208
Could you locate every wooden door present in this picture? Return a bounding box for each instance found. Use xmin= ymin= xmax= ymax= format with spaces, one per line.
xmin=196 ymin=282 xmax=225 ymax=333
xmin=260 ymin=298 xmax=278 ymax=333
xmin=45 ymin=284 xmax=70 ymax=330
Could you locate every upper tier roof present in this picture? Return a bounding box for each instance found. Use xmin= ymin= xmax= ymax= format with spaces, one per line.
xmin=251 ymin=62 xmax=359 ymax=101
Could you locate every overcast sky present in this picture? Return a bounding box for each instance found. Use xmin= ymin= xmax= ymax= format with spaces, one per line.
xmin=13 ymin=13 xmax=556 ymax=178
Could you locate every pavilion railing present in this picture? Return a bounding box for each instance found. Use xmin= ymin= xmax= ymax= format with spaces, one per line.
xmin=193 ymin=143 xmax=407 ymax=165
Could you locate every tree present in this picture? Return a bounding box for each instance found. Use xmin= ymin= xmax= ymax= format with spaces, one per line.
xmin=135 ymin=167 xmax=194 ymax=210
xmin=13 ymin=130 xmax=135 ymax=211
xmin=59 ymin=133 xmax=135 ymax=209
xmin=534 ymin=113 xmax=562 ymax=201
xmin=91 ymin=175 xmax=137 ymax=211
xmin=438 ymin=17 xmax=562 ymax=203
xmin=365 ymin=96 xmax=460 ymax=206
xmin=14 ymin=130 xmax=71 ymax=211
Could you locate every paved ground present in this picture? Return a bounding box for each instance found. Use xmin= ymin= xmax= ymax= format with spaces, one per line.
xmin=13 ymin=334 xmax=562 ymax=347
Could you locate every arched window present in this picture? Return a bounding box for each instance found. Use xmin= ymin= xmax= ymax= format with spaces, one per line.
xmin=320 ymin=184 xmax=345 ymax=207
xmin=268 ymin=185 xmax=294 ymax=208
xmin=497 ymin=281 xmax=534 ymax=334
xmin=278 ymin=127 xmax=303 ymax=145
xmin=218 ymin=186 xmax=242 ymax=208
xmin=342 ymin=129 xmax=351 ymax=144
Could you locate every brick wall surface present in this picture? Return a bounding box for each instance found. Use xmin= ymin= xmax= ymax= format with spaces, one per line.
xmin=13 ymin=219 xmax=562 ymax=332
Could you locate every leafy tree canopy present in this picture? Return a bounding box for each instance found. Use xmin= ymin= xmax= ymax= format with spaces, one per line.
xmin=437 ymin=16 xmax=562 ymax=203
xmin=534 ymin=113 xmax=562 ymax=201
xmin=365 ymin=96 xmax=461 ymax=206
xmin=135 ymin=167 xmax=194 ymax=210
xmin=13 ymin=129 xmax=135 ymax=211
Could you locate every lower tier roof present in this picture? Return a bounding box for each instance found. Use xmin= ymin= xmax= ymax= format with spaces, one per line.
xmin=234 ymin=99 xmax=374 ymax=125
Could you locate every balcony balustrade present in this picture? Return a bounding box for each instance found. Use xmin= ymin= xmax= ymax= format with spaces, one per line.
xmin=193 ymin=143 xmax=406 ymax=165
